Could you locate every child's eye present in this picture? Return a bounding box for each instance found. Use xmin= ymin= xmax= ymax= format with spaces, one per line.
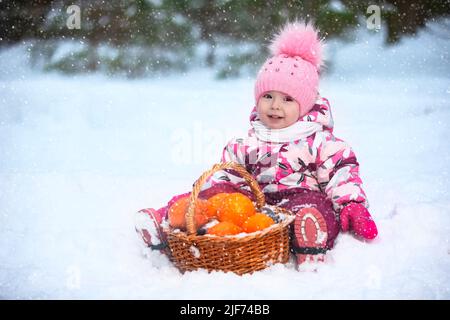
xmin=284 ymin=96 xmax=294 ymax=102
xmin=263 ymin=93 xmax=272 ymax=99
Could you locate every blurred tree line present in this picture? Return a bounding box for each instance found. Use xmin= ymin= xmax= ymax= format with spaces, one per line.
xmin=1 ymin=0 xmax=449 ymax=78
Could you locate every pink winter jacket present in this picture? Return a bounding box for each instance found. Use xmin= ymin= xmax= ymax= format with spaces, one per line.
xmin=205 ymin=96 xmax=369 ymax=214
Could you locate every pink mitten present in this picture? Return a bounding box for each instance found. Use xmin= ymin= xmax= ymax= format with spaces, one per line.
xmin=340 ymin=202 xmax=378 ymax=240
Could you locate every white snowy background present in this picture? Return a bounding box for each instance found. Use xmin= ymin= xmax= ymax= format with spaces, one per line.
xmin=0 ymin=21 xmax=449 ymax=299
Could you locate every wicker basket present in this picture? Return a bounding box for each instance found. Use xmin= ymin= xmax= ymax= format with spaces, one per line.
xmin=163 ymin=162 xmax=295 ymax=275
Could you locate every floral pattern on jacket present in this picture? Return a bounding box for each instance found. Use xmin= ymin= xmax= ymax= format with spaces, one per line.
xmin=204 ymin=96 xmax=369 ymax=212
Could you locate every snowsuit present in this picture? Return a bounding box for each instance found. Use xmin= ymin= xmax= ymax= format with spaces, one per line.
xmin=158 ymin=96 xmax=369 ymax=249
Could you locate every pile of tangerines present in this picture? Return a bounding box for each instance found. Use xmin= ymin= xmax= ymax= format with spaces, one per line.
xmin=168 ymin=193 xmax=275 ymax=236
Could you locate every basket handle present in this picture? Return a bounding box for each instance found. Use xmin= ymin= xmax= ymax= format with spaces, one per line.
xmin=186 ymin=162 xmax=265 ymax=235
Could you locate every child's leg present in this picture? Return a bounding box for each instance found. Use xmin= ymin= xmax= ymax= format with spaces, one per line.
xmin=134 ymin=207 xmax=169 ymax=254
xmin=279 ymin=190 xmax=340 ymax=266
xmin=292 ymin=207 xmax=329 ymax=266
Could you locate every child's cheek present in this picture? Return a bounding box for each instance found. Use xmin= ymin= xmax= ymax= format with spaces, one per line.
xmin=256 ymin=101 xmax=262 ymax=113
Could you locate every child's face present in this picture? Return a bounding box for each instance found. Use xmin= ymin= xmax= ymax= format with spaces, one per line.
xmin=256 ymin=91 xmax=300 ymax=129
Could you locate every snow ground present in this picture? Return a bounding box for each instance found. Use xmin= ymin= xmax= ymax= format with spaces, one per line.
xmin=0 ymin=23 xmax=449 ymax=299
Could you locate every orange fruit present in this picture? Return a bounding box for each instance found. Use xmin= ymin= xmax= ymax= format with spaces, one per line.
xmin=218 ymin=193 xmax=256 ymax=227
xmin=207 ymin=221 xmax=242 ymax=236
xmin=242 ymin=213 xmax=275 ymax=233
xmin=195 ymin=199 xmax=209 ymax=218
xmin=205 ymin=193 xmax=231 ymax=218
xmin=168 ymin=196 xmax=209 ymax=230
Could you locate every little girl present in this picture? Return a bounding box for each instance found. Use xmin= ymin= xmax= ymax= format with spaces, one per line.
xmin=135 ymin=21 xmax=378 ymax=267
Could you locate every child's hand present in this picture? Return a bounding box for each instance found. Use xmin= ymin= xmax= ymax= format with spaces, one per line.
xmin=340 ymin=202 xmax=378 ymax=240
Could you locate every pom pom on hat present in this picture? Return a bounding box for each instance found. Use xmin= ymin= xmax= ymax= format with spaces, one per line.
xmin=269 ymin=21 xmax=324 ymax=69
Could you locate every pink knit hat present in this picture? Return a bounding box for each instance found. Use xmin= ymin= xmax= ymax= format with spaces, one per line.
xmin=254 ymin=21 xmax=324 ymax=116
